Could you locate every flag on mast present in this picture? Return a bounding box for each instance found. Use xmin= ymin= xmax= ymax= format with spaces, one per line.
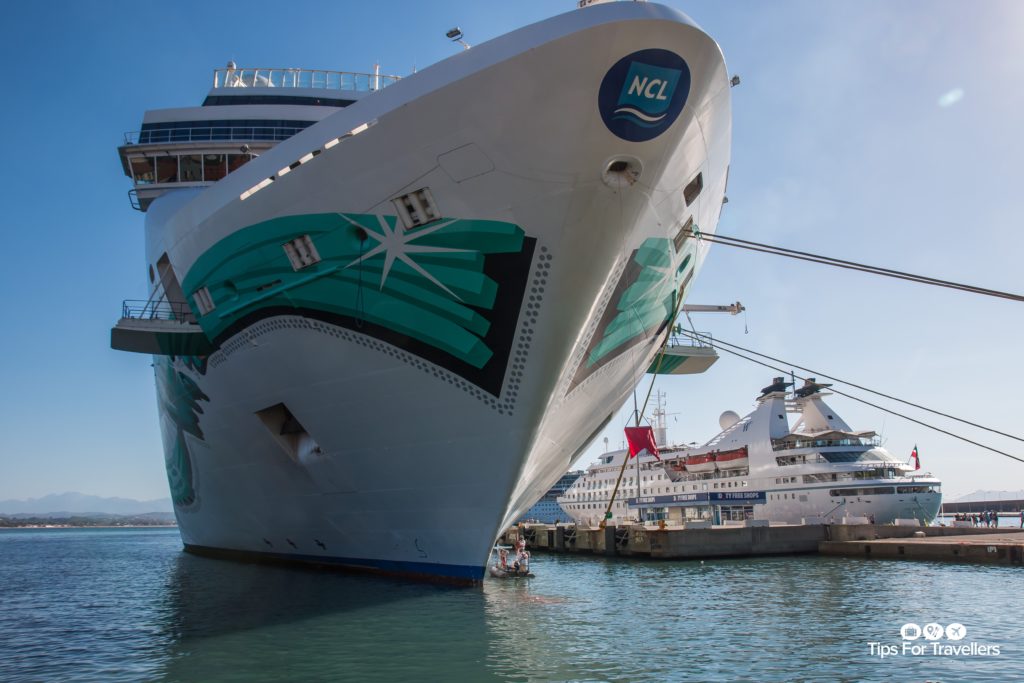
xmin=911 ymin=444 xmax=920 ymax=470
xmin=624 ymin=426 xmax=660 ymax=461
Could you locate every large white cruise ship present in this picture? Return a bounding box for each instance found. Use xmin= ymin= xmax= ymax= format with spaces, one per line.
xmin=558 ymin=378 xmax=942 ymax=526
xmin=110 ymin=1 xmax=733 ymax=583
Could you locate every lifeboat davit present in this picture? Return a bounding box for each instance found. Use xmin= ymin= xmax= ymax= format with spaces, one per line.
xmin=715 ymin=446 xmax=749 ymax=470
xmin=685 ymin=452 xmax=717 ymax=473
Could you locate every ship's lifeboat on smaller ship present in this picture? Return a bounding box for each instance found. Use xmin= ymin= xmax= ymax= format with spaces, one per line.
xmin=685 ymin=452 xmax=717 ymax=473
xmin=714 ymin=446 xmax=749 ymax=470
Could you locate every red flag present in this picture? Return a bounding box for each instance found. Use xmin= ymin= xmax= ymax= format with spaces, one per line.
xmin=624 ymin=426 xmax=660 ymax=461
xmin=911 ymin=445 xmax=920 ymax=470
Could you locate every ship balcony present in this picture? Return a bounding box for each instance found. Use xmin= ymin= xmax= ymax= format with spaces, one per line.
xmin=647 ymin=331 xmax=719 ymax=375
xmin=110 ymin=300 xmax=214 ymax=356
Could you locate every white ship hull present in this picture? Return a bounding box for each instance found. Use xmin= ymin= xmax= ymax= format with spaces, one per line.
xmin=136 ymin=3 xmax=732 ymax=582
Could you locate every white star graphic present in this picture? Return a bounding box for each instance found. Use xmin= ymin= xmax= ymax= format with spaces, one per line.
xmin=340 ymin=214 xmax=469 ymax=300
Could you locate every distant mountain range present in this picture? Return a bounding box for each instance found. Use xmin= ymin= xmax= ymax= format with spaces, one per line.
xmin=950 ymin=490 xmax=1024 ymax=503
xmin=0 ymin=492 xmax=173 ymax=516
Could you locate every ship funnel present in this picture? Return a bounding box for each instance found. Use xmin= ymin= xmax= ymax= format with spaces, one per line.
xmin=760 ymin=376 xmax=793 ymax=396
xmin=795 ymin=377 xmax=833 ymax=398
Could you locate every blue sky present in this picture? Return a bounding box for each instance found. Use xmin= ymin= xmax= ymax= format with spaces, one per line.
xmin=0 ymin=0 xmax=1021 ymax=501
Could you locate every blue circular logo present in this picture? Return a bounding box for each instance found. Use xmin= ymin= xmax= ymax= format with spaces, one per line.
xmin=598 ymin=49 xmax=691 ymax=142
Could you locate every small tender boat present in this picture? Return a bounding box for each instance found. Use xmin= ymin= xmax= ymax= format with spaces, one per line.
xmin=489 ymin=542 xmax=533 ymax=579
xmin=714 ymin=446 xmax=749 ymax=470
xmin=684 ymin=452 xmax=717 ymax=473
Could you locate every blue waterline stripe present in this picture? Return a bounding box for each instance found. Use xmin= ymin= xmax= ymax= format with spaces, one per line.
xmin=184 ymin=543 xmax=485 ymax=583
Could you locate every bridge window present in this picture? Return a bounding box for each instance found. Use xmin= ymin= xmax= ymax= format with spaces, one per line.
xmin=228 ymin=153 xmax=253 ymax=173
xmin=130 ymin=157 xmax=155 ymax=184
xmin=203 ymin=154 xmax=227 ymax=182
xmin=130 ymin=152 xmax=254 ymax=186
xmin=180 ymin=155 xmax=203 ymax=182
xmin=156 ymin=156 xmax=178 ymax=183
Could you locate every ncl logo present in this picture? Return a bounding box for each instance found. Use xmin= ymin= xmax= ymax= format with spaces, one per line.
xmin=614 ymin=62 xmax=681 ymax=127
xmin=599 ymin=49 xmax=690 ymax=143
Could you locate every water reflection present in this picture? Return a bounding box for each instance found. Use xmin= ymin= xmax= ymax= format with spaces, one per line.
xmin=155 ymin=552 xmax=494 ymax=682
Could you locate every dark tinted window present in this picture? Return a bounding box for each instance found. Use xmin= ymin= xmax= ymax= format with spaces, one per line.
xmin=683 ymin=172 xmax=703 ymax=206
xmin=897 ymin=486 xmax=936 ymax=494
xmin=180 ymin=155 xmax=203 ymax=182
xmin=203 ymin=95 xmax=354 ymax=107
xmin=829 ymin=486 xmax=895 ymax=497
xmin=203 ymin=154 xmax=227 ymax=182
xmin=820 ymin=450 xmax=867 ymax=463
xmin=155 ymin=156 xmax=177 ymax=183
xmin=138 ymin=119 xmax=314 ymax=144
xmin=130 ymin=157 xmax=155 ymax=184
xmin=228 ymin=154 xmax=252 ymax=173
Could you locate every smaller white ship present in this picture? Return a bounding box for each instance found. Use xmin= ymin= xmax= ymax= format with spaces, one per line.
xmin=558 ymin=378 xmax=942 ymax=526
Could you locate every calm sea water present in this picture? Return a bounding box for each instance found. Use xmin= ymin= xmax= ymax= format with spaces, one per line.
xmin=0 ymin=527 xmax=1018 ymax=682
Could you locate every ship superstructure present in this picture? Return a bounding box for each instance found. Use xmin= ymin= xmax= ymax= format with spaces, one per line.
xmin=110 ymin=2 xmax=733 ymax=582
xmin=518 ymin=470 xmax=584 ymax=523
xmin=558 ymin=378 xmax=942 ymax=526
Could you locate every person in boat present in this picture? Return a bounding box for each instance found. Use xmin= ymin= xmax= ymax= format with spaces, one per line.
xmin=510 ymin=545 xmax=528 ymax=575
xmin=499 ymin=548 xmax=509 ymax=570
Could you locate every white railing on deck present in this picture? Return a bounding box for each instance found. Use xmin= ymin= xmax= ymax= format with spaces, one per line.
xmin=212 ymin=67 xmax=401 ymax=92
xmin=124 ymin=125 xmax=307 ymax=145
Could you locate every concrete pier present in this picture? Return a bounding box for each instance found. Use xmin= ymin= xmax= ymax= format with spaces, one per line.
xmin=820 ymin=530 xmax=1024 ymax=566
xmin=505 ymin=522 xmax=824 ymax=559
xmin=503 ymin=523 xmax=1024 ymax=564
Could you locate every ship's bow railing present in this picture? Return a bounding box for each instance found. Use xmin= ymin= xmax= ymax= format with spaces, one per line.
xmin=112 ymin=299 xmax=212 ymax=355
xmin=212 ymin=67 xmax=400 ymax=92
xmin=121 ymin=299 xmax=195 ymax=323
xmin=667 ymin=328 xmax=713 ymax=348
